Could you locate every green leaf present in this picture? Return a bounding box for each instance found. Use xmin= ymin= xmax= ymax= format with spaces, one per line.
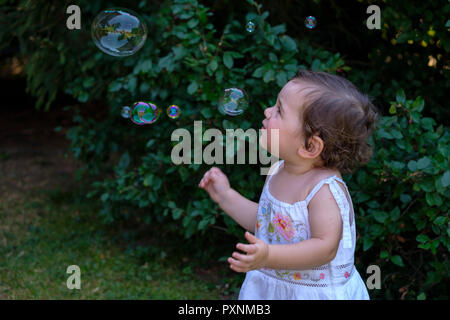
xmin=396 ymin=88 xmax=406 ymax=104
xmin=407 ymin=160 xmax=417 ymax=171
xmin=380 ymin=250 xmax=389 ymax=259
xmin=109 ymin=81 xmax=122 ymax=92
xmin=275 ymin=71 xmax=288 ymax=87
xmin=143 ymin=174 xmax=153 ymax=187
xmin=363 ymin=237 xmax=373 ymax=251
xmin=433 ymin=216 xmax=446 ymax=226
xmin=187 ymin=81 xmax=198 ymax=95
xmin=417 ymin=293 xmax=426 ymax=300
xmin=432 ymin=193 xmax=443 ymax=206
xmin=146 ymin=139 xmax=155 ymax=148
xmin=187 ymin=19 xmax=199 ymax=28
xmin=377 ymin=128 xmax=393 ymax=139
xmin=263 ymin=69 xmax=274 ymax=83
xmin=373 ymin=211 xmax=388 ymax=223
xmin=390 ymin=207 xmax=400 ymax=221
xmin=425 ymin=192 xmax=434 ymax=206
xmin=391 ymin=255 xmax=404 ymax=267
xmin=252 ymin=66 xmax=265 ymax=78
xmin=118 ymin=152 xmax=130 ymax=169
xmin=268 ymin=52 xmax=278 ymax=62
xmin=417 ymin=157 xmax=431 ymax=169
xmin=281 ymin=35 xmax=297 ymax=52
xmin=223 ymin=52 xmax=234 ymax=69
xmin=208 ymin=59 xmax=218 ymax=72
xmin=416 ymin=234 xmax=429 ymax=243
xmin=172 ymin=208 xmax=183 ymax=220
xmin=389 ymin=161 xmax=405 ymax=170
xmin=200 ymin=107 xmax=212 ymax=119
xmin=411 ymin=97 xmax=425 ymax=112
xmin=390 ymin=129 xmax=403 ymax=139
xmin=441 ymin=171 xmax=450 ymax=187
xmin=400 ymin=194 xmax=412 ymax=204
xmin=389 ymin=105 xmax=397 ymax=114
xmin=198 ymin=218 xmax=209 ymax=230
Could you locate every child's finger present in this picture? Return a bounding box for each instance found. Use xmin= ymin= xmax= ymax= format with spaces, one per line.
xmin=232 ymin=251 xmax=251 ymax=263
xmin=228 ymin=257 xmax=246 ymax=269
xmin=236 ymin=243 xmax=257 ymax=254
xmin=245 ymin=231 xmax=258 ymax=244
xmin=230 ymin=264 xmax=246 ymax=273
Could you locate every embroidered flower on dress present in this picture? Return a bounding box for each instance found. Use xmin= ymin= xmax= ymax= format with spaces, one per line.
xmin=271 ymin=213 xmax=295 ymax=241
xmin=320 ymin=273 xmax=325 ymax=280
xmin=344 ymin=271 xmax=350 ymax=278
xmin=293 ymin=273 xmax=301 ymax=280
xmin=256 ymin=220 xmax=261 ymax=232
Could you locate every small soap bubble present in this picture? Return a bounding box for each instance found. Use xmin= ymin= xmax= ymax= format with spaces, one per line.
xmin=246 ymin=20 xmax=256 ymax=33
xmin=130 ymin=102 xmax=160 ymax=125
xmin=167 ymin=105 xmax=181 ymax=119
xmin=91 ymin=8 xmax=147 ymax=57
xmin=219 ymin=88 xmax=249 ymax=116
xmin=305 ymin=16 xmax=317 ymax=29
xmin=121 ymin=106 xmax=131 ymax=118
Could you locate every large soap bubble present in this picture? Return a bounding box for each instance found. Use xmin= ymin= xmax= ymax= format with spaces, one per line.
xmin=218 ymin=88 xmax=249 ymax=116
xmin=130 ymin=102 xmax=160 ymax=125
xmin=91 ymin=8 xmax=147 ymax=57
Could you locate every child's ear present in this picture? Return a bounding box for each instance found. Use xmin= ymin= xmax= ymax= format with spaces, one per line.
xmin=297 ymin=135 xmax=324 ymax=159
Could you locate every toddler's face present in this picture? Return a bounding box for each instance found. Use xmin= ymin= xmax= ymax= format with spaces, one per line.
xmin=261 ymin=80 xmax=310 ymax=159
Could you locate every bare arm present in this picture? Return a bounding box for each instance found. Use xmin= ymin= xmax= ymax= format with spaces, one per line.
xmin=219 ymin=165 xmax=278 ymax=232
xmin=217 ymin=188 xmax=258 ymax=232
xmin=199 ymin=165 xmax=276 ymax=233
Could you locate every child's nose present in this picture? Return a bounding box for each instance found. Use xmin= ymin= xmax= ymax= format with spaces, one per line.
xmin=264 ymin=107 xmax=272 ymax=118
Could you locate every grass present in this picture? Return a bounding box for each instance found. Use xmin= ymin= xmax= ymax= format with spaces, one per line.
xmin=0 ymin=187 xmax=236 ymax=299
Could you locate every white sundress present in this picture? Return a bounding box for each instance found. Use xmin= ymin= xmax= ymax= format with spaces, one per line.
xmin=238 ymin=160 xmax=370 ymax=300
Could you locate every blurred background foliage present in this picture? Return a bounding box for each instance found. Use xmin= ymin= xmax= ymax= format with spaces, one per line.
xmin=0 ymin=0 xmax=448 ymax=300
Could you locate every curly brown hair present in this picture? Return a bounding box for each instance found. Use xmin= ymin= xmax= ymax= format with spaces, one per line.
xmin=291 ymin=69 xmax=379 ymax=174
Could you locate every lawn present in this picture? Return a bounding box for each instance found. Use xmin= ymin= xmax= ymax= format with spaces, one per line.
xmin=0 ymin=107 xmax=241 ymax=299
xmin=0 ymin=186 xmax=237 ymax=299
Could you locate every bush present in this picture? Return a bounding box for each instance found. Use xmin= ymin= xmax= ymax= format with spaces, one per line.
xmin=2 ymin=0 xmax=448 ymax=299
xmin=348 ymin=92 xmax=449 ymax=300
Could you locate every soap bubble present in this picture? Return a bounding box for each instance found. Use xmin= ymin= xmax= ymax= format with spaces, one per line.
xmin=167 ymin=105 xmax=181 ymax=119
xmin=246 ymin=20 xmax=256 ymax=33
xmin=121 ymin=106 xmax=131 ymax=118
xmin=91 ymin=8 xmax=147 ymax=57
xmin=219 ymin=88 xmax=249 ymax=116
xmin=130 ymin=102 xmax=160 ymax=125
xmin=305 ymin=16 xmax=317 ymax=29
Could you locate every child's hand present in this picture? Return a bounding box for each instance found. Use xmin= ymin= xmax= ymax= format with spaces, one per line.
xmin=198 ymin=167 xmax=231 ymax=205
xmin=228 ymin=231 xmax=269 ymax=273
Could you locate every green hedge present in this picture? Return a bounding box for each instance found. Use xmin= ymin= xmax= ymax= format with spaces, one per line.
xmin=2 ymin=0 xmax=448 ymax=300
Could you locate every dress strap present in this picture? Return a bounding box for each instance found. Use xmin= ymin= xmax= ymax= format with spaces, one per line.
xmin=305 ymin=176 xmax=352 ymax=249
